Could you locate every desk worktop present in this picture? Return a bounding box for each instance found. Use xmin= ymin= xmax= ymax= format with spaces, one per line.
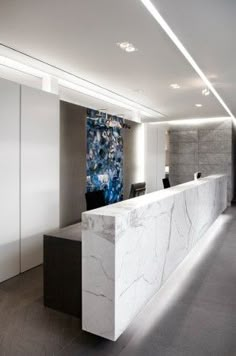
xmin=83 ymin=175 xmax=226 ymax=218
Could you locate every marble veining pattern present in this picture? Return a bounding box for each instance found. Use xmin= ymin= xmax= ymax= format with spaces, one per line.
xmin=82 ymin=175 xmax=227 ymax=341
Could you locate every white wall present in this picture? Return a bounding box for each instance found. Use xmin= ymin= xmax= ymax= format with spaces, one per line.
xmin=123 ymin=121 xmax=145 ymax=199
xmin=144 ymin=124 xmax=166 ymax=193
xmin=0 ymin=78 xmax=20 ymax=282
xmin=21 ymin=86 xmax=59 ymax=272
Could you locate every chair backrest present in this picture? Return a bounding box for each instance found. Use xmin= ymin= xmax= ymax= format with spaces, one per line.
xmin=85 ymin=190 xmax=106 ymax=211
xmin=162 ymin=177 xmax=171 ymax=189
xmin=129 ymin=182 xmax=146 ymax=198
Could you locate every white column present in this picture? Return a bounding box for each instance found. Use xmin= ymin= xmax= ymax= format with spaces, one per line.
xmin=20 ymin=85 xmax=60 ymax=272
xmin=0 ymin=78 xmax=20 ymax=282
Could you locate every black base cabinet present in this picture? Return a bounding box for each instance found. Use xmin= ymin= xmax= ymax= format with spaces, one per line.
xmin=43 ymin=224 xmax=82 ymax=318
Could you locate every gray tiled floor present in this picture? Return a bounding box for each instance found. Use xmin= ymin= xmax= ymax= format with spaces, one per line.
xmin=1 ymin=207 xmax=236 ymax=355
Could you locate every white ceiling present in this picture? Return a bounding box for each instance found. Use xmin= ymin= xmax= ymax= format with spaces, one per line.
xmin=153 ymin=0 xmax=236 ymax=118
xmin=0 ymin=0 xmax=232 ymax=121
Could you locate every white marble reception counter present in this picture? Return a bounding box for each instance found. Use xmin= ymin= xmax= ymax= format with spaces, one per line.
xmin=82 ymin=175 xmax=227 ymax=341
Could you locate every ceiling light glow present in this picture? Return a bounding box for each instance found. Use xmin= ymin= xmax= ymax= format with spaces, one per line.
xmin=195 ymin=104 xmax=202 ymax=107
xmin=125 ymin=46 xmax=137 ymax=53
xmin=170 ymin=83 xmax=180 ymax=89
xmin=139 ymin=0 xmax=234 ymax=119
xmin=118 ymin=42 xmax=130 ymax=49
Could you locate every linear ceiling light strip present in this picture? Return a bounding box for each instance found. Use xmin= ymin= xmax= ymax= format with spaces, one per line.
xmin=0 ymin=51 xmax=163 ymax=118
xmin=59 ymin=79 xmax=153 ymax=115
xmin=140 ymin=0 xmax=234 ymax=119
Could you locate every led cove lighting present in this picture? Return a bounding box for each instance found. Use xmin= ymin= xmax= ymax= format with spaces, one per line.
xmin=59 ymin=79 xmax=155 ymax=117
xmin=151 ymin=116 xmax=230 ymax=125
xmin=0 ymin=56 xmax=45 ymax=78
xmin=139 ymin=0 xmax=234 ymax=119
xmin=0 ymin=54 xmax=162 ymax=118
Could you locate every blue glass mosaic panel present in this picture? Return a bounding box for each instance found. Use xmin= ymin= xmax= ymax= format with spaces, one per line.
xmin=86 ymin=109 xmax=123 ymax=204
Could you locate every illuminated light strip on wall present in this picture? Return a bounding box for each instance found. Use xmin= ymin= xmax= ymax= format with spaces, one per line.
xmin=140 ymin=0 xmax=235 ymax=119
xmin=0 ymin=54 xmax=163 ymax=119
xmin=58 ymin=79 xmax=158 ymax=118
xmin=150 ymin=116 xmax=230 ymax=125
xmin=0 ymin=56 xmax=45 ymax=78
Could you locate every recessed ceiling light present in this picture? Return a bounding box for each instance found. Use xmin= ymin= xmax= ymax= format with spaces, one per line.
xmin=202 ymin=88 xmax=210 ymax=96
xmin=125 ymin=46 xmax=137 ymax=53
xmin=195 ymin=104 xmax=203 ymax=107
xmin=118 ymin=42 xmax=130 ymax=49
xmin=117 ymin=42 xmax=138 ymax=53
xmin=170 ymin=83 xmax=180 ymax=89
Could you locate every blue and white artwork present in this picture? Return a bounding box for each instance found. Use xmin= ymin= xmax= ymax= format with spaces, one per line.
xmin=86 ymin=109 xmax=123 ymax=204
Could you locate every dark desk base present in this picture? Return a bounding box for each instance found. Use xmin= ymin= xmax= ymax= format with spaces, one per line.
xmin=44 ymin=235 xmax=81 ymax=318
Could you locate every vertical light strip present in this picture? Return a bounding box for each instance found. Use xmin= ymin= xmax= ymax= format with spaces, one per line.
xmin=140 ymin=0 xmax=235 ymax=119
xmin=136 ymin=123 xmax=145 ymax=181
xmin=19 ymin=85 xmax=22 ymax=273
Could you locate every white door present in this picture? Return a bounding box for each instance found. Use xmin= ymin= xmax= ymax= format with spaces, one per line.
xmin=21 ymin=85 xmax=59 ymax=272
xmin=0 ymin=78 xmax=20 ymax=282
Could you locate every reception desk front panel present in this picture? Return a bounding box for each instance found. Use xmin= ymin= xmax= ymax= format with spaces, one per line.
xmin=82 ymin=175 xmax=227 ymax=341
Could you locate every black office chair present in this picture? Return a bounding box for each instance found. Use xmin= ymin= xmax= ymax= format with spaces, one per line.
xmin=85 ymin=190 xmax=106 ymax=211
xmin=129 ymin=182 xmax=146 ymax=198
xmin=162 ymin=177 xmax=171 ymax=189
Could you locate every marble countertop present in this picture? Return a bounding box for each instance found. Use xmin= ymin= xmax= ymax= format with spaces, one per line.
xmin=82 ymin=174 xmax=228 ymax=340
xmin=83 ymin=175 xmax=227 ymax=218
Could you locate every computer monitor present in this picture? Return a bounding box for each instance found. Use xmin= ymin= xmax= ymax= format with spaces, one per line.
xmin=162 ymin=177 xmax=171 ymax=189
xmin=85 ymin=190 xmax=106 ymax=211
xmin=129 ymin=182 xmax=146 ymax=198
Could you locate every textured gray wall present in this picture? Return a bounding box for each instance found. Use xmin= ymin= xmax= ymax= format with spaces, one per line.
xmin=123 ymin=120 xmax=142 ymax=199
xmin=60 ymin=101 xmax=87 ymax=227
xmin=168 ymin=118 xmax=232 ymax=201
